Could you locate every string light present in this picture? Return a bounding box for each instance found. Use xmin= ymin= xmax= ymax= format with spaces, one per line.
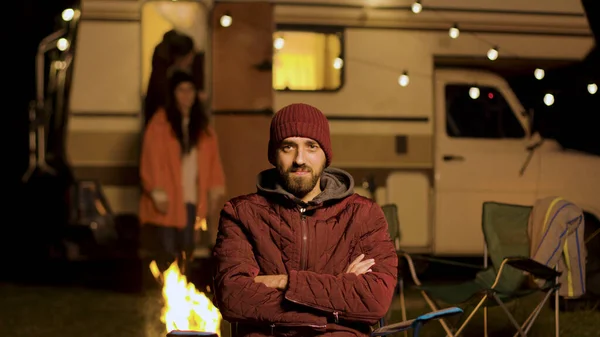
xmin=274 ymin=37 xmax=285 ymax=50
xmin=268 ymin=5 xmax=594 ymax=104
xmin=62 ymin=8 xmax=75 ymax=22
xmin=57 ymin=38 xmax=69 ymax=51
xmin=411 ymin=1 xmax=422 ymax=14
xmin=333 ymin=57 xmax=344 ymax=69
xmin=219 ymin=13 xmax=232 ymax=27
xmin=534 ymin=68 xmax=545 ymax=80
xmin=487 ymin=46 xmax=499 ymax=61
xmin=449 ymin=23 xmax=460 ymax=39
xmin=469 ymin=87 xmax=480 ymax=99
xmin=543 ymin=93 xmax=555 ymax=106
xmin=398 ymin=71 xmax=410 ymax=87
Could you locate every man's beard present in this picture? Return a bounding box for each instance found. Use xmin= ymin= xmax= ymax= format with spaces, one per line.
xmin=277 ymin=163 xmax=324 ymax=199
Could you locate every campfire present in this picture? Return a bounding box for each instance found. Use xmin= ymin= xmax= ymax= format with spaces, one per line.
xmin=149 ymin=260 xmax=222 ymax=336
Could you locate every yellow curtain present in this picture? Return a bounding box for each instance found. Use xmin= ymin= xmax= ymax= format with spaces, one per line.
xmin=272 ymin=31 xmax=342 ymax=91
xmin=274 ymin=53 xmax=318 ymax=90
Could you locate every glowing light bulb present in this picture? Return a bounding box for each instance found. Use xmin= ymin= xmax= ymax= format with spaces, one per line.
xmin=469 ymin=87 xmax=480 ymax=99
xmin=449 ymin=24 xmax=460 ymax=39
xmin=220 ymin=14 xmax=232 ymax=27
xmin=588 ymin=83 xmax=597 ymax=95
xmin=411 ymin=1 xmax=422 ymax=14
xmin=543 ymin=93 xmax=554 ymax=106
xmin=62 ymin=8 xmax=75 ymax=21
xmin=487 ymin=47 xmax=498 ymax=61
xmin=274 ymin=37 xmax=285 ymax=50
xmin=534 ymin=68 xmax=545 ymax=80
xmin=333 ymin=57 xmax=343 ymax=69
xmin=57 ymin=38 xmax=69 ymax=51
xmin=398 ymin=72 xmax=410 ymax=87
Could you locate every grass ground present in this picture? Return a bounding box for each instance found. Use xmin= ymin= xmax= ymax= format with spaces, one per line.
xmin=1 ymin=282 xmax=597 ymax=337
xmin=387 ymin=287 xmax=600 ymax=337
xmin=1 ymin=257 xmax=598 ymax=337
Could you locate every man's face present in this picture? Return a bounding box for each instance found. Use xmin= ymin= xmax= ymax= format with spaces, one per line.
xmin=276 ymin=137 xmax=326 ymax=198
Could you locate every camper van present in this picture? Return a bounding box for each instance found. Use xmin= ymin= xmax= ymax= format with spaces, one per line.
xmin=66 ymin=0 xmax=600 ymax=256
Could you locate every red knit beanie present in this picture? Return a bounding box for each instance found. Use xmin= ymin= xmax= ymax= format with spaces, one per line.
xmin=268 ymin=103 xmax=332 ymax=167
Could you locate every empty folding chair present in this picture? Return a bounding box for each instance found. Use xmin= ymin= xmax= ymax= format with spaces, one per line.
xmin=400 ymin=201 xmax=562 ymax=337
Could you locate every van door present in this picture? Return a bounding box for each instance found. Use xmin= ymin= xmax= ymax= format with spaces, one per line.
xmin=433 ymin=69 xmax=538 ymax=255
xmin=211 ymin=2 xmax=274 ymax=200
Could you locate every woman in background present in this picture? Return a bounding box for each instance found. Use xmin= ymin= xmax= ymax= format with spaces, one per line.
xmin=139 ymin=70 xmax=225 ymax=267
xmin=144 ymin=30 xmax=197 ymax=125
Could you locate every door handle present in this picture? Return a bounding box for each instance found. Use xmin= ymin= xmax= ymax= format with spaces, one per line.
xmin=442 ymin=154 xmax=465 ymax=162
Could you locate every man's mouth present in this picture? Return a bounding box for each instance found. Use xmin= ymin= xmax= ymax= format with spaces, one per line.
xmin=290 ymin=169 xmax=311 ymax=176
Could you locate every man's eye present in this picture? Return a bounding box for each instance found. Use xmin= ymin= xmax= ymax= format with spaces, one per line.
xmin=282 ymin=145 xmax=292 ymax=151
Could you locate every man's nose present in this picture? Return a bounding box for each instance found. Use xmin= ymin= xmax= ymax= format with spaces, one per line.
xmin=294 ymin=149 xmax=306 ymax=165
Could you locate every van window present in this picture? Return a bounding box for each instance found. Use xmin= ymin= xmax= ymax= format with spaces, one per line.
xmin=445 ymin=84 xmax=525 ymax=139
xmin=273 ymin=29 xmax=344 ymax=91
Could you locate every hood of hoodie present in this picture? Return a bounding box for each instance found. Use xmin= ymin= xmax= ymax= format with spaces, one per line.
xmin=256 ymin=167 xmax=355 ymax=206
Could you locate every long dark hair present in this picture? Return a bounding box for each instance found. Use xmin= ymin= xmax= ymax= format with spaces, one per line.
xmin=160 ymin=30 xmax=194 ymax=67
xmin=144 ymin=31 xmax=195 ymax=125
xmin=165 ymin=71 xmax=210 ymax=154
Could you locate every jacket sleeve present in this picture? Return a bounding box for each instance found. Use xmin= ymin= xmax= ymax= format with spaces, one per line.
xmin=213 ymin=201 xmax=327 ymax=327
xmin=139 ymin=116 xmax=163 ymax=195
xmin=284 ymin=202 xmax=398 ymax=325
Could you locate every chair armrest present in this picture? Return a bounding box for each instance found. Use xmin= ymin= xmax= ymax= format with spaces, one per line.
xmin=371 ymin=307 xmax=463 ymax=336
xmin=503 ymin=256 xmax=561 ymax=281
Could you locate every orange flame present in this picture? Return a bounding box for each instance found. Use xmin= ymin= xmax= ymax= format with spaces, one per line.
xmin=150 ymin=260 xmax=222 ymax=336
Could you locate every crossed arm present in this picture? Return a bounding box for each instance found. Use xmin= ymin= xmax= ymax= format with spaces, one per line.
xmin=213 ymin=201 xmax=398 ymax=326
xmin=255 ymin=254 xmax=375 ymax=289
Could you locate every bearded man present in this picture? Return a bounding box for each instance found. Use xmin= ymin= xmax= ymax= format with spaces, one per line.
xmin=213 ymin=103 xmax=398 ymax=337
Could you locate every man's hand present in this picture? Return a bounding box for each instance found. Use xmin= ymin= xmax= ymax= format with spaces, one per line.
xmin=254 ymin=275 xmax=288 ymax=290
xmin=346 ymin=254 xmax=375 ymax=275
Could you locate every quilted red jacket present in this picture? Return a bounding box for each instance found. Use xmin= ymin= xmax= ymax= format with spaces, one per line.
xmin=213 ymin=168 xmax=398 ymax=337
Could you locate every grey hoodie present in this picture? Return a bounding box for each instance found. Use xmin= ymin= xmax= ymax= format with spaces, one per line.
xmin=256 ymin=167 xmax=355 ymax=207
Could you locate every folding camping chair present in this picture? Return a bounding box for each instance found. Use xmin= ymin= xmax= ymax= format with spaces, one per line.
xmin=397 ymin=202 xmax=562 ymax=337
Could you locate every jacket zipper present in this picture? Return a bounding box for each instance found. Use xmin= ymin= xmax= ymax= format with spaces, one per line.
xmin=300 ymin=207 xmax=308 ymax=270
xmin=286 ymin=297 xmax=377 ymax=323
xmin=296 ymin=207 xmax=342 ymax=324
xmin=270 ymin=322 xmax=327 ymax=335
xmin=290 ymin=207 xmax=376 ymax=326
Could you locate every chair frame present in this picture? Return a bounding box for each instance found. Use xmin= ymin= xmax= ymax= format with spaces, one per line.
xmin=401 ymin=252 xmax=560 ymax=337
xmin=387 ymin=202 xmax=562 ymax=337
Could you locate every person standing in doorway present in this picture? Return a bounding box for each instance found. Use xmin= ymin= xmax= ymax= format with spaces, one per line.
xmin=140 ymin=70 xmax=225 ymax=267
xmin=144 ymin=30 xmax=204 ymax=126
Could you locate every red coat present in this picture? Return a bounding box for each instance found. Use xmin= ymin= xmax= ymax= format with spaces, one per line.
xmin=213 ymin=168 xmax=398 ymax=336
xmin=139 ymin=109 xmax=225 ymax=228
